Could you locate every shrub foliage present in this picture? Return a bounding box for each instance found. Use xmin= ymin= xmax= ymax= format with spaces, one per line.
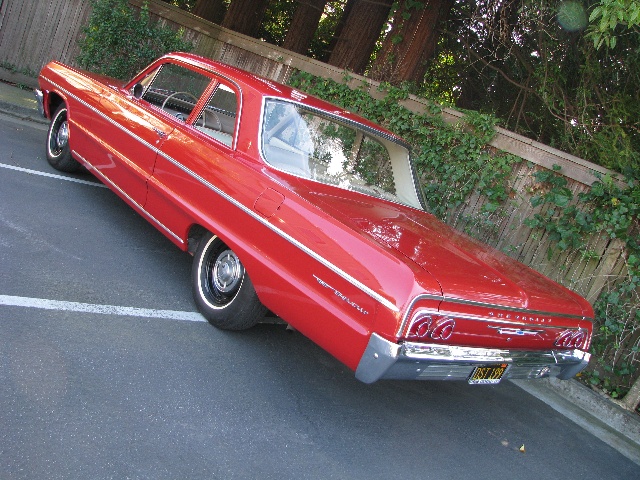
xmin=77 ymin=0 xmax=193 ymax=80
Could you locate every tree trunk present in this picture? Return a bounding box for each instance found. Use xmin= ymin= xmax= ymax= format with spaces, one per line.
xmin=282 ymin=0 xmax=328 ymax=55
xmin=322 ymin=0 xmax=356 ymax=63
xmin=370 ymin=0 xmax=453 ymax=84
xmin=221 ymin=0 xmax=271 ymax=38
xmin=327 ymin=0 xmax=394 ymax=74
xmin=193 ymin=0 xmax=227 ymax=25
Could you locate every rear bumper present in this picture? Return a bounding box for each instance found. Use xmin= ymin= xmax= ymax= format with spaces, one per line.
xmin=355 ymin=333 xmax=590 ymax=384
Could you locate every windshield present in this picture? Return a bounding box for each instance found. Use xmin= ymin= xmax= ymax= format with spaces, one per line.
xmin=260 ymin=99 xmax=423 ymax=209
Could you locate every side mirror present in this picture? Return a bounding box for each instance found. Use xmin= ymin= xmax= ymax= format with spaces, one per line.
xmin=132 ymin=83 xmax=144 ymax=99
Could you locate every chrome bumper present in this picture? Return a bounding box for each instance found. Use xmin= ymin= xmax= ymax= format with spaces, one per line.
xmin=355 ymin=333 xmax=590 ymax=384
xmin=34 ymin=89 xmax=45 ymax=118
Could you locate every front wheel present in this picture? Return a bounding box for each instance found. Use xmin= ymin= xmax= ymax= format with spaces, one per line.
xmin=46 ymin=104 xmax=81 ymax=172
xmin=192 ymin=233 xmax=266 ymax=330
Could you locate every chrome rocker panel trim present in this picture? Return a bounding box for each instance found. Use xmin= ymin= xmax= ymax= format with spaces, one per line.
xmin=355 ymin=333 xmax=590 ymax=384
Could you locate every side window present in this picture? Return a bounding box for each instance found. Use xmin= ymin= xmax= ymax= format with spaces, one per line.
xmin=141 ymin=63 xmax=211 ymax=122
xmin=194 ymin=83 xmax=238 ymax=147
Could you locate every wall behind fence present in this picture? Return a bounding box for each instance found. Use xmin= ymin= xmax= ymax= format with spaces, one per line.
xmin=0 ymin=0 xmax=628 ymax=302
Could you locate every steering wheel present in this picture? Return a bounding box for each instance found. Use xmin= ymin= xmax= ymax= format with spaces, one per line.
xmin=161 ymin=91 xmax=205 ymax=128
xmin=207 ymin=110 xmax=222 ymax=131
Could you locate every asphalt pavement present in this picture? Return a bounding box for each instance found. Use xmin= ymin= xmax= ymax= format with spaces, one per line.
xmin=0 ymin=78 xmax=638 ymax=466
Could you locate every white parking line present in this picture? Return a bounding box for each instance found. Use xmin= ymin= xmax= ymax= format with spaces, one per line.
xmin=0 ymin=162 xmax=108 ymax=188
xmin=0 ymin=294 xmax=206 ymax=322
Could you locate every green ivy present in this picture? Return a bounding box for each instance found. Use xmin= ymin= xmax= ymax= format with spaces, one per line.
xmin=523 ymin=165 xmax=639 ymax=395
xmin=77 ymin=0 xmax=194 ymax=80
xmin=525 ymin=168 xmax=639 ymax=257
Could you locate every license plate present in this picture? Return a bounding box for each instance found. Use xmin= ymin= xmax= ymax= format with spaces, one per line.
xmin=468 ymin=364 xmax=508 ymax=384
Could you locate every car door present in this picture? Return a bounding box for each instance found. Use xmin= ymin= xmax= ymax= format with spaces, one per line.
xmin=89 ymin=62 xmax=212 ymax=208
xmin=145 ymin=77 xmax=243 ymax=244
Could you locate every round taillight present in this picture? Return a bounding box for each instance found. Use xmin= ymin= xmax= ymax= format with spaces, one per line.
xmin=431 ymin=318 xmax=455 ymax=340
xmin=555 ymin=329 xmax=588 ymax=349
xmin=406 ymin=312 xmax=455 ymax=341
xmin=555 ymin=330 xmax=573 ymax=348
xmin=406 ymin=314 xmax=433 ymax=340
xmin=572 ymin=330 xmax=588 ymax=349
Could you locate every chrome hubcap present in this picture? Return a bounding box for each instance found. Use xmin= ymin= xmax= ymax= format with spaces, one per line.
xmin=212 ymin=250 xmax=242 ymax=293
xmin=56 ymin=121 xmax=69 ymax=149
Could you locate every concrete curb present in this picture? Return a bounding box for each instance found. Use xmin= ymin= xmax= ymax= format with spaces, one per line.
xmin=0 ymin=77 xmax=48 ymax=125
xmin=548 ymin=377 xmax=640 ymax=443
xmin=512 ymin=378 xmax=640 ymax=465
xmin=0 ymin=99 xmax=48 ymax=125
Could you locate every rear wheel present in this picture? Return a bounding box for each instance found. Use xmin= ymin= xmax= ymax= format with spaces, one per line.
xmin=192 ymin=233 xmax=266 ymax=330
xmin=46 ymin=104 xmax=81 ymax=172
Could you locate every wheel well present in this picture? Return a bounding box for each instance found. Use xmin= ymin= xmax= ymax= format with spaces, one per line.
xmin=187 ymin=224 xmax=208 ymax=255
xmin=47 ymin=92 xmax=65 ymax=119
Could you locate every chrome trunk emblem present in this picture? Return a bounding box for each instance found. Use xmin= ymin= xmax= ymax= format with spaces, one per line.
xmin=489 ymin=326 xmax=544 ymax=336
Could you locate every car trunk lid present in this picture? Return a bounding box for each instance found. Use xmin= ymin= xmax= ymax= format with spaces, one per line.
xmin=308 ymin=191 xmax=589 ymax=317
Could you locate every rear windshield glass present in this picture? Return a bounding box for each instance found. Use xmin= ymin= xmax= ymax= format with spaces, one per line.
xmin=260 ymin=99 xmax=423 ymax=209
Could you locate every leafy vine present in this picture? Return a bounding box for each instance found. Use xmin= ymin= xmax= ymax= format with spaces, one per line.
xmin=524 ymin=167 xmax=639 ymax=398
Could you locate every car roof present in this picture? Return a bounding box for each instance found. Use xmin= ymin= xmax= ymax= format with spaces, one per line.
xmin=163 ymin=52 xmax=404 ymax=143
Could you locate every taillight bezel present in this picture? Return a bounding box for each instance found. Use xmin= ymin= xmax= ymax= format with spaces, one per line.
xmin=404 ymin=311 xmax=456 ymax=341
xmin=554 ymin=329 xmax=590 ymax=350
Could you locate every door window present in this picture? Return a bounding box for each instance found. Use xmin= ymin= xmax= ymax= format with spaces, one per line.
xmin=141 ymin=63 xmax=211 ymax=123
xmin=194 ymin=83 xmax=238 ymax=147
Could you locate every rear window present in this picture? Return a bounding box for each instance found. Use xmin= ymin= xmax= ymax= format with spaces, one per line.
xmin=261 ymin=99 xmax=423 ymax=209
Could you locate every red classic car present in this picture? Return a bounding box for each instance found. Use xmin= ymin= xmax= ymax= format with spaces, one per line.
xmin=36 ymin=52 xmax=593 ymax=384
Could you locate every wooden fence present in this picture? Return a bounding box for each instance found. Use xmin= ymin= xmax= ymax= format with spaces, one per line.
xmin=0 ymin=0 xmax=629 ymax=302
xmin=0 ymin=0 xmax=90 ymax=77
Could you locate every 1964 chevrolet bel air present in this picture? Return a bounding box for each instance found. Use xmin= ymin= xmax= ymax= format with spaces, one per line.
xmin=36 ymin=52 xmax=593 ymax=384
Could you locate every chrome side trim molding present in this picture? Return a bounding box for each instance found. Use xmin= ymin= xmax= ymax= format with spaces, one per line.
xmin=355 ymin=333 xmax=590 ymax=384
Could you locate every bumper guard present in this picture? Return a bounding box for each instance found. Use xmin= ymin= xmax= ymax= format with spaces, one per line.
xmin=34 ymin=89 xmax=45 ymax=118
